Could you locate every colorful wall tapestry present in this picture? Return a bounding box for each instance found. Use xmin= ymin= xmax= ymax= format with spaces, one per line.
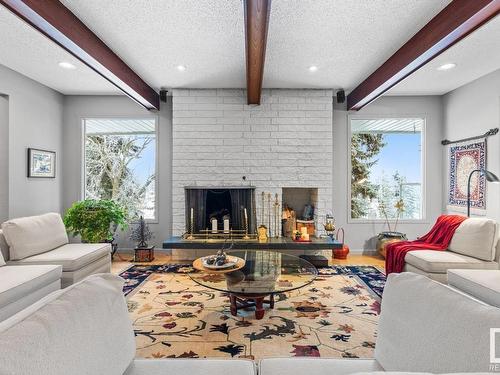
xmin=448 ymin=140 xmax=487 ymax=211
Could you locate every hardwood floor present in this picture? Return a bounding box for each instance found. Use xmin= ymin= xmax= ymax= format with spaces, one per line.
xmin=111 ymin=251 xmax=385 ymax=275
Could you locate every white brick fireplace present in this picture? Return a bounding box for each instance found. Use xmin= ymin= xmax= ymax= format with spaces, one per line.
xmin=172 ymin=89 xmax=333 ymax=243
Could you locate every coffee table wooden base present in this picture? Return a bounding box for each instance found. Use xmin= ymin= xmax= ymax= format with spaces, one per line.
xmin=229 ymin=293 xmax=275 ymax=320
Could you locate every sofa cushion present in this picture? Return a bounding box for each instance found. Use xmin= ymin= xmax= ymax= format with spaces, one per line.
xmin=404 ymin=250 xmax=498 ymax=273
xmin=125 ymin=359 xmax=256 ymax=375
xmin=448 ymin=269 xmax=500 ymax=307
xmin=0 ymin=238 xmax=5 ymax=266
xmin=402 ymin=264 xmax=448 ymax=283
xmin=351 ymin=373 xmax=491 ymax=375
xmin=1 ymin=213 xmax=69 ymax=260
xmin=0 ymin=265 xmax=62 ymax=308
xmin=258 ymin=358 xmax=382 ymax=375
xmin=0 ymin=229 xmax=9 ymax=262
xmin=11 ymin=243 xmax=111 ymax=271
xmin=376 ymin=272 xmax=500 ymax=373
xmin=59 ymin=253 xmax=111 ymax=288
xmin=0 ymin=273 xmax=135 ymax=375
xmin=448 ymin=218 xmax=499 ymax=261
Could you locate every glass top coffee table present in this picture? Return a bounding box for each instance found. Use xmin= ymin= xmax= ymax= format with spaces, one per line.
xmin=189 ymin=250 xmax=318 ymax=319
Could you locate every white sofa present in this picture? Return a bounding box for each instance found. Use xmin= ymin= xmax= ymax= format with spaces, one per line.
xmin=0 ymin=272 xmax=497 ymax=374
xmin=0 ymin=213 xmax=111 ymax=288
xmin=0 ymin=273 xmax=255 ymax=375
xmin=260 ymin=271 xmax=500 ymax=374
xmin=403 ymin=217 xmax=500 ymax=282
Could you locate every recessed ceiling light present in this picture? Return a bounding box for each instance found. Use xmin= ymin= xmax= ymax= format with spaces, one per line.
xmin=437 ymin=63 xmax=456 ymax=71
xmin=308 ymin=65 xmax=318 ymax=72
xmin=58 ymin=61 xmax=76 ymax=70
xmin=176 ymin=65 xmax=187 ymax=72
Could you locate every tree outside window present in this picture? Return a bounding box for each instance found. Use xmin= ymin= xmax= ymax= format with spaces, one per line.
xmin=350 ymin=118 xmax=423 ymax=220
xmin=83 ymin=118 xmax=156 ymax=221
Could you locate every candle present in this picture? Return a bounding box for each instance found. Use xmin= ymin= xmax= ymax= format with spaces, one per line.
xmin=244 ymin=208 xmax=248 ymax=221
xmin=224 ymin=218 xmax=230 ymax=233
xmin=190 ymin=208 xmax=194 ymax=232
xmin=300 ymin=226 xmax=308 ymax=236
xmin=302 ymin=233 xmax=310 ymax=241
xmin=211 ymin=218 xmax=218 ymax=233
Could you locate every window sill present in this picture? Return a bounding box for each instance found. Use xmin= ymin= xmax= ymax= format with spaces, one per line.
xmin=347 ymin=219 xmax=430 ymax=225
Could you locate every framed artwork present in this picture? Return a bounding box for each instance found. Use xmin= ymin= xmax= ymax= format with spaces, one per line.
xmin=27 ymin=148 xmax=56 ymax=178
xmin=447 ymin=140 xmax=486 ymax=212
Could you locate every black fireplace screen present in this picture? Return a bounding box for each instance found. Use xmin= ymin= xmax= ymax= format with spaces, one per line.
xmin=185 ymin=187 xmax=256 ymax=233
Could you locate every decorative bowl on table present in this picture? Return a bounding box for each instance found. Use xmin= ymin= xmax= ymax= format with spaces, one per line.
xmin=201 ymin=250 xmax=238 ymax=270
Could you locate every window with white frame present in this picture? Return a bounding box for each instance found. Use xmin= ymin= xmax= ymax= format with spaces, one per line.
xmin=83 ymin=118 xmax=157 ymax=221
xmin=350 ymin=117 xmax=424 ymax=220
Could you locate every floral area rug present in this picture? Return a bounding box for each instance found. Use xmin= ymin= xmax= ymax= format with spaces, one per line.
xmin=120 ymin=265 xmax=385 ymax=360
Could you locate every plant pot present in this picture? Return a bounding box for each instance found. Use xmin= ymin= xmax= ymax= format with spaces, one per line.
xmin=377 ymin=231 xmax=407 ymax=258
xmin=333 ymin=245 xmax=350 ymax=260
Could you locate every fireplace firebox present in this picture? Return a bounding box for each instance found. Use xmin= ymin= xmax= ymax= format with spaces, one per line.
xmin=184 ymin=187 xmax=257 ymax=237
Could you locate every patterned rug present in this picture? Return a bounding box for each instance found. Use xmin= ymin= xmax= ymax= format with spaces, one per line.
xmin=120 ymin=264 xmax=385 ymax=360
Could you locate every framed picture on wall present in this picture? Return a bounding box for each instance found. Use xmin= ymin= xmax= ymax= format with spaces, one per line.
xmin=27 ymin=148 xmax=56 ymax=178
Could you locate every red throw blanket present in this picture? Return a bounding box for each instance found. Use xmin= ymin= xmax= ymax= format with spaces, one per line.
xmin=385 ymin=214 xmax=467 ymax=275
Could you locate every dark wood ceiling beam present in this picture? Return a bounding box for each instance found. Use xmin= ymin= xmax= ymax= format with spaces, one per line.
xmin=347 ymin=0 xmax=500 ymax=111
xmin=244 ymin=0 xmax=271 ymax=105
xmin=0 ymin=0 xmax=159 ymax=110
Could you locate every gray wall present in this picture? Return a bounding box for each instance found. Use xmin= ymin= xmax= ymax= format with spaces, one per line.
xmin=0 ymin=64 xmax=64 ymax=219
xmin=0 ymin=95 xmax=8 ymax=222
xmin=333 ymin=96 xmax=444 ymax=251
xmin=62 ymin=95 xmax=173 ymax=249
xmin=443 ymin=69 xmax=500 ymax=222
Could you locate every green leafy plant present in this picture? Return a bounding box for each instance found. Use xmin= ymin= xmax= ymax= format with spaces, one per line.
xmin=64 ymin=199 xmax=127 ymax=243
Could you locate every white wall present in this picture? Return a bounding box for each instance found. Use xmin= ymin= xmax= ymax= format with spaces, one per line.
xmin=171 ymin=89 xmax=333 ymax=240
xmin=443 ymin=69 xmax=500 ymax=222
xmin=62 ymin=95 xmax=173 ymax=249
xmin=0 ymin=95 xmax=8 ymax=222
xmin=0 ymin=64 xmax=64 ymax=219
xmin=333 ymin=96 xmax=444 ymax=252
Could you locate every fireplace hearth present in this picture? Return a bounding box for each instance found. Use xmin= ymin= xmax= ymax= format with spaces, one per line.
xmin=185 ymin=187 xmax=257 ymax=238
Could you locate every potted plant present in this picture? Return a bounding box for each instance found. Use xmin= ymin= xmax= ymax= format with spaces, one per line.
xmin=377 ymin=199 xmax=407 ymax=258
xmin=63 ymin=199 xmax=127 ymax=244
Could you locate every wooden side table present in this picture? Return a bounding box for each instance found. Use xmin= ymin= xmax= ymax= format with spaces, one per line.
xmin=134 ymin=246 xmax=155 ymax=262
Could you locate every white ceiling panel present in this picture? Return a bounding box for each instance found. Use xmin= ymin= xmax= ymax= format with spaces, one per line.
xmin=0 ymin=6 xmax=119 ymax=95
xmin=61 ymin=0 xmax=450 ymax=93
xmin=387 ymin=14 xmax=500 ymax=96
xmin=3 ymin=0 xmax=497 ymax=96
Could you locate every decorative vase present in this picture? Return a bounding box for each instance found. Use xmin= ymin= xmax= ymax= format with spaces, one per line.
xmin=333 ymin=228 xmax=349 ymax=260
xmin=377 ymin=231 xmax=407 ymax=258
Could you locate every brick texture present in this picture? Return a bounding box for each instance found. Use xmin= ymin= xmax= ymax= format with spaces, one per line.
xmin=172 ymin=89 xmax=333 ymax=242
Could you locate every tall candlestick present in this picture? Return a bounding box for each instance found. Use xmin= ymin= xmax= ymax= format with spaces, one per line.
xmin=187 ymin=207 xmax=195 ymax=240
xmin=261 ymin=192 xmax=265 ymax=226
xmin=243 ymin=208 xmax=249 ymax=239
xmin=190 ymin=208 xmax=194 ymax=229
xmin=268 ymin=193 xmax=272 ymax=237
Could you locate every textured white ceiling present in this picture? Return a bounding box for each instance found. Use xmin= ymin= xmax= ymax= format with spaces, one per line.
xmin=4 ymin=0 xmax=495 ymax=96
xmin=60 ymin=0 xmax=450 ymax=92
xmin=388 ymin=14 xmax=500 ymax=95
xmin=0 ymin=6 xmax=119 ymax=94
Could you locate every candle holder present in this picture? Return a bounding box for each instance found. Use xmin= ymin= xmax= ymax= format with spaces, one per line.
xmin=243 ymin=207 xmax=250 ymax=239
xmin=187 ymin=207 xmax=195 ymax=240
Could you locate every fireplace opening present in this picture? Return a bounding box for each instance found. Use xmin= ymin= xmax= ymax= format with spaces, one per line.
xmin=185 ymin=187 xmax=256 ymax=235
xmin=206 ymin=189 xmax=232 ymax=231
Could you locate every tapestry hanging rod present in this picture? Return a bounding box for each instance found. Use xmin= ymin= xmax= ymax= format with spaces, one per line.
xmin=441 ymin=128 xmax=499 ymax=146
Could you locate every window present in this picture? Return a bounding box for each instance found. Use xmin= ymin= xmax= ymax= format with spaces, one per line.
xmin=350 ymin=117 xmax=424 ymax=220
xmin=83 ymin=118 xmax=157 ymax=221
